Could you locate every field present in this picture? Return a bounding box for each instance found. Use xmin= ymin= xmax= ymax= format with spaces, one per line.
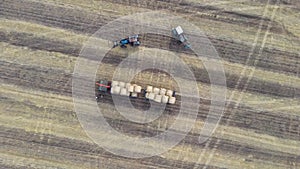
xmin=0 ymin=0 xmax=300 ymax=168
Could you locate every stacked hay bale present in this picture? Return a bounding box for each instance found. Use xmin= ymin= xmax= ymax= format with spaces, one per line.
xmin=145 ymin=85 xmax=176 ymax=104
xmin=111 ymin=81 xmax=142 ymax=97
xmin=110 ymin=81 xmax=176 ymax=104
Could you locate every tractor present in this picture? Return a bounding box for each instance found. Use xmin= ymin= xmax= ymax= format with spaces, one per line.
xmin=95 ymin=80 xmax=111 ymax=99
xmin=172 ymin=26 xmax=191 ymax=49
xmin=113 ymin=35 xmax=140 ymax=48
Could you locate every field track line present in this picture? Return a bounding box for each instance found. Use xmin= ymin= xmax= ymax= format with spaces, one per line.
xmin=193 ymin=0 xmax=274 ymax=167
xmin=202 ymin=1 xmax=281 ymax=168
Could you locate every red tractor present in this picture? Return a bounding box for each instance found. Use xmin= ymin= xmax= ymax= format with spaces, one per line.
xmin=95 ymin=80 xmax=111 ymax=99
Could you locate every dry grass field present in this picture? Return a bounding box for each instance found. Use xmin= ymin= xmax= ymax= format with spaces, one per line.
xmin=1 ymin=0 xmax=300 ymax=168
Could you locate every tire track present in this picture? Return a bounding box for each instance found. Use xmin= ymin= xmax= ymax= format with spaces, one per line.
xmin=102 ymin=0 xmax=287 ymax=34
xmin=1 ymin=0 xmax=299 ymax=76
xmin=1 ymin=61 xmax=299 ymax=141
xmin=1 ymin=0 xmax=299 ymax=168
xmin=0 ymin=0 xmax=113 ymax=34
xmin=0 ymin=32 xmax=298 ymax=98
xmin=141 ymin=33 xmax=300 ymax=75
xmin=1 ymin=125 xmax=298 ymax=168
xmin=1 ymin=126 xmax=222 ymax=169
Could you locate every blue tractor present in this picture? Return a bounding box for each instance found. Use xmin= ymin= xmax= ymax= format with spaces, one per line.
xmin=113 ymin=35 xmax=141 ymax=48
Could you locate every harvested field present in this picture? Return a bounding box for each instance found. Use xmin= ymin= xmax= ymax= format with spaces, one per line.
xmin=0 ymin=0 xmax=299 ymax=169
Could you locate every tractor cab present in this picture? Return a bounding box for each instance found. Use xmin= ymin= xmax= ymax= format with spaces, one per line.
xmin=120 ymin=39 xmax=129 ymax=48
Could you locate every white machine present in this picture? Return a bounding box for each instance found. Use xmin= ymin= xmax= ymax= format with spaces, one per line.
xmin=172 ymin=26 xmax=191 ymax=49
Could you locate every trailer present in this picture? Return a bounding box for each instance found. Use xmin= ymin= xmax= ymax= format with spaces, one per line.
xmin=96 ymin=80 xmax=177 ymax=104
